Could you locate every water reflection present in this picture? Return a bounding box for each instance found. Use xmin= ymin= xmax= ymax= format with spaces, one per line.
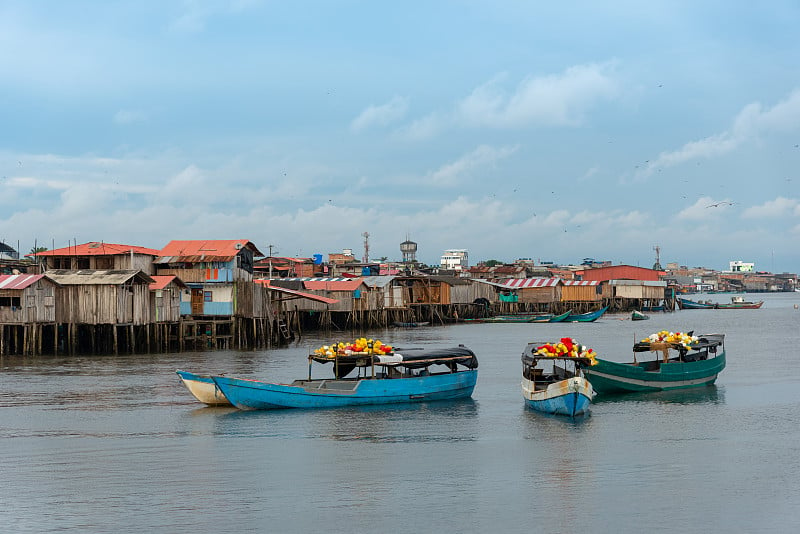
xmin=213 ymin=398 xmax=480 ymax=443
xmin=594 ymin=385 xmax=724 ymax=406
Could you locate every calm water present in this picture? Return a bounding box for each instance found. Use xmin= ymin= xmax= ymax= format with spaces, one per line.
xmin=2 ymin=293 xmax=800 ymax=533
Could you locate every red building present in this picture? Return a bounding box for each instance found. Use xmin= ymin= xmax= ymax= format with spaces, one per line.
xmin=577 ymin=265 xmax=663 ymax=282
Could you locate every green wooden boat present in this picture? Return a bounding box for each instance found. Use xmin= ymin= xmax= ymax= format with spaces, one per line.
xmin=585 ymin=334 xmax=725 ymax=394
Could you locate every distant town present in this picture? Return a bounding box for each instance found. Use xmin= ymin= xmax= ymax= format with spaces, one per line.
xmin=0 ymin=238 xmax=796 ymax=357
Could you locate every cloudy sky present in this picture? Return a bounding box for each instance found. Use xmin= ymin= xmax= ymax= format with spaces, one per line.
xmin=1 ymin=1 xmax=799 ymax=272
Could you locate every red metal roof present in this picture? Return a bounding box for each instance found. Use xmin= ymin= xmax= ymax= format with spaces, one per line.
xmin=0 ymin=274 xmax=48 ymax=290
xmin=30 ymin=242 xmax=160 ymax=257
xmin=254 ymin=280 xmax=340 ymax=304
xmin=578 ymin=265 xmax=663 ymax=282
xmin=303 ymin=278 xmax=365 ymax=291
xmin=149 ymin=275 xmax=187 ymax=291
xmin=157 ymin=240 xmax=263 ymax=261
xmin=501 ymin=278 xmax=561 ymax=288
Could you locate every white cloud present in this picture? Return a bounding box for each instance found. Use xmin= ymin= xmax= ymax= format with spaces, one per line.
xmin=428 ymin=145 xmax=518 ymax=186
xmin=396 ymin=113 xmax=447 ymax=141
xmin=350 ymin=96 xmax=409 ymax=132
xmin=676 ymin=197 xmax=735 ymax=221
xmin=742 ymin=197 xmax=800 ymax=219
xmin=639 ymin=90 xmax=800 ymax=178
xmin=455 ymin=63 xmax=619 ymax=128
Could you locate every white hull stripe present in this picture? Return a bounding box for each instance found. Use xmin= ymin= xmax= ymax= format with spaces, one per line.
xmin=589 ymin=370 xmax=717 ymax=388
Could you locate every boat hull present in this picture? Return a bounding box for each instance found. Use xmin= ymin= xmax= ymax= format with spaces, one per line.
xmin=585 ymin=353 xmax=726 ymax=394
xmin=213 ymin=371 xmax=478 ymax=410
xmin=176 ymin=370 xmax=231 ymax=406
xmin=547 ymin=311 xmax=572 ymax=323
xmin=563 ymin=306 xmax=608 ymax=322
xmin=521 ymin=376 xmax=594 ymax=416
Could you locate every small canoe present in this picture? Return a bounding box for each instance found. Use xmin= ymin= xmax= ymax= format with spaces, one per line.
xmin=548 ymin=310 xmax=573 ymax=323
xmin=563 ymin=306 xmax=608 ymax=322
xmin=176 ymin=369 xmax=231 ymax=406
xmin=631 ymin=310 xmax=650 ymax=321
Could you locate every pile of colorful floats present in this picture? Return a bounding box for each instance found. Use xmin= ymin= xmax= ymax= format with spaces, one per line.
xmin=177 ymin=329 xmax=726 ymax=418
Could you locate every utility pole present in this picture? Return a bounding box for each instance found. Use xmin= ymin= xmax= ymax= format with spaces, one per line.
xmin=362 ymin=232 xmax=370 ymax=264
xmin=268 ymin=244 xmax=275 ymax=278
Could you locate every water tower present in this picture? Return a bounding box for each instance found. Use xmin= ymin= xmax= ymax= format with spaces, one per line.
xmin=400 ymin=238 xmax=417 ymax=263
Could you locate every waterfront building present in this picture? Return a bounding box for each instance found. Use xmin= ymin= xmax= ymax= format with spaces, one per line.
xmin=440 ymin=249 xmax=469 ymax=271
xmin=31 ymin=242 xmax=160 ymax=274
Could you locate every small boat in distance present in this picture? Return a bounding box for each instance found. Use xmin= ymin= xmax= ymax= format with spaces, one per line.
xmin=679 ymin=296 xmax=764 ymax=309
xmin=563 ymin=306 xmax=608 ymax=322
xmin=677 ymin=297 xmax=716 ymax=309
xmin=176 ymin=370 xmax=231 ymax=406
xmin=212 ymin=345 xmax=478 ymax=410
xmin=717 ymin=296 xmax=764 ymax=309
xmin=585 ymin=332 xmax=725 ymax=394
xmin=631 ymin=310 xmax=650 ymax=321
xmin=521 ymin=340 xmax=596 ymax=416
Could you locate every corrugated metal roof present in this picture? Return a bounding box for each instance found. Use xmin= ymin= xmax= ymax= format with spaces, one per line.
xmin=473 ymin=279 xmax=510 ymax=289
xmin=304 ymin=279 xmax=365 ymax=291
xmin=45 ymin=269 xmax=155 ymax=285
xmin=0 ymin=274 xmax=47 ymax=290
xmin=501 ymin=278 xmax=561 ymax=288
xmin=156 ymin=240 xmax=264 ymax=262
xmin=31 ymin=242 xmax=160 ymax=257
xmin=563 ymin=280 xmax=599 ymax=286
xmin=149 ymin=275 xmax=187 ymax=290
xmin=609 ymin=279 xmax=667 ymax=287
xmin=254 ymin=280 xmax=340 ymax=304
xmin=361 ymin=275 xmax=396 ymax=288
xmin=278 ymin=277 xmax=352 ymax=282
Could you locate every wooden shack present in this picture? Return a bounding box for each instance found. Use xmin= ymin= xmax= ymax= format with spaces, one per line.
xmin=0 ymin=274 xmax=60 ymax=356
xmin=153 ymin=239 xmax=263 ymax=318
xmin=500 ymin=278 xmax=563 ymax=304
xmin=0 ymin=274 xmax=59 ymax=324
xmin=46 ymin=269 xmax=154 ymax=325
xmin=561 ymin=280 xmax=602 ymax=302
xmin=33 ymin=242 xmax=160 ymax=274
xmin=149 ymin=275 xmax=187 ymax=323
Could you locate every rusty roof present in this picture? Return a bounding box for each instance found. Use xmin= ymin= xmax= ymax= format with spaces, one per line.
xmin=30 ymin=242 xmax=161 ymax=257
xmin=155 ymin=240 xmax=263 ymax=263
xmin=254 ymin=280 xmax=340 ymax=304
xmin=149 ymin=275 xmax=188 ymax=291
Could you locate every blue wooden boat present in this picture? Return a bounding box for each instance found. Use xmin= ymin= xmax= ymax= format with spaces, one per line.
xmin=585 ymin=334 xmax=725 ymax=394
xmin=212 ymin=346 xmax=479 ymax=410
xmin=677 ymin=297 xmax=715 ymax=309
xmin=521 ymin=343 xmax=595 ymax=416
xmin=562 ymin=306 xmax=608 ymax=322
xmin=176 ymin=370 xmax=231 ymax=406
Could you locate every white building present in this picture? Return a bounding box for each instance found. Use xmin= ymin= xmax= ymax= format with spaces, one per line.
xmin=441 ymin=249 xmax=469 ymax=271
xmin=729 ymin=260 xmax=755 ymax=273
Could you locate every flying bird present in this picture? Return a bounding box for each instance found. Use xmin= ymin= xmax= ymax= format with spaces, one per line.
xmin=706 ymin=201 xmax=735 ymax=208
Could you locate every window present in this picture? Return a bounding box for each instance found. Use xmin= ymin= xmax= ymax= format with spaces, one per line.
xmin=204 ymin=291 xmax=212 ymax=302
xmin=0 ymin=296 xmax=21 ymax=307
